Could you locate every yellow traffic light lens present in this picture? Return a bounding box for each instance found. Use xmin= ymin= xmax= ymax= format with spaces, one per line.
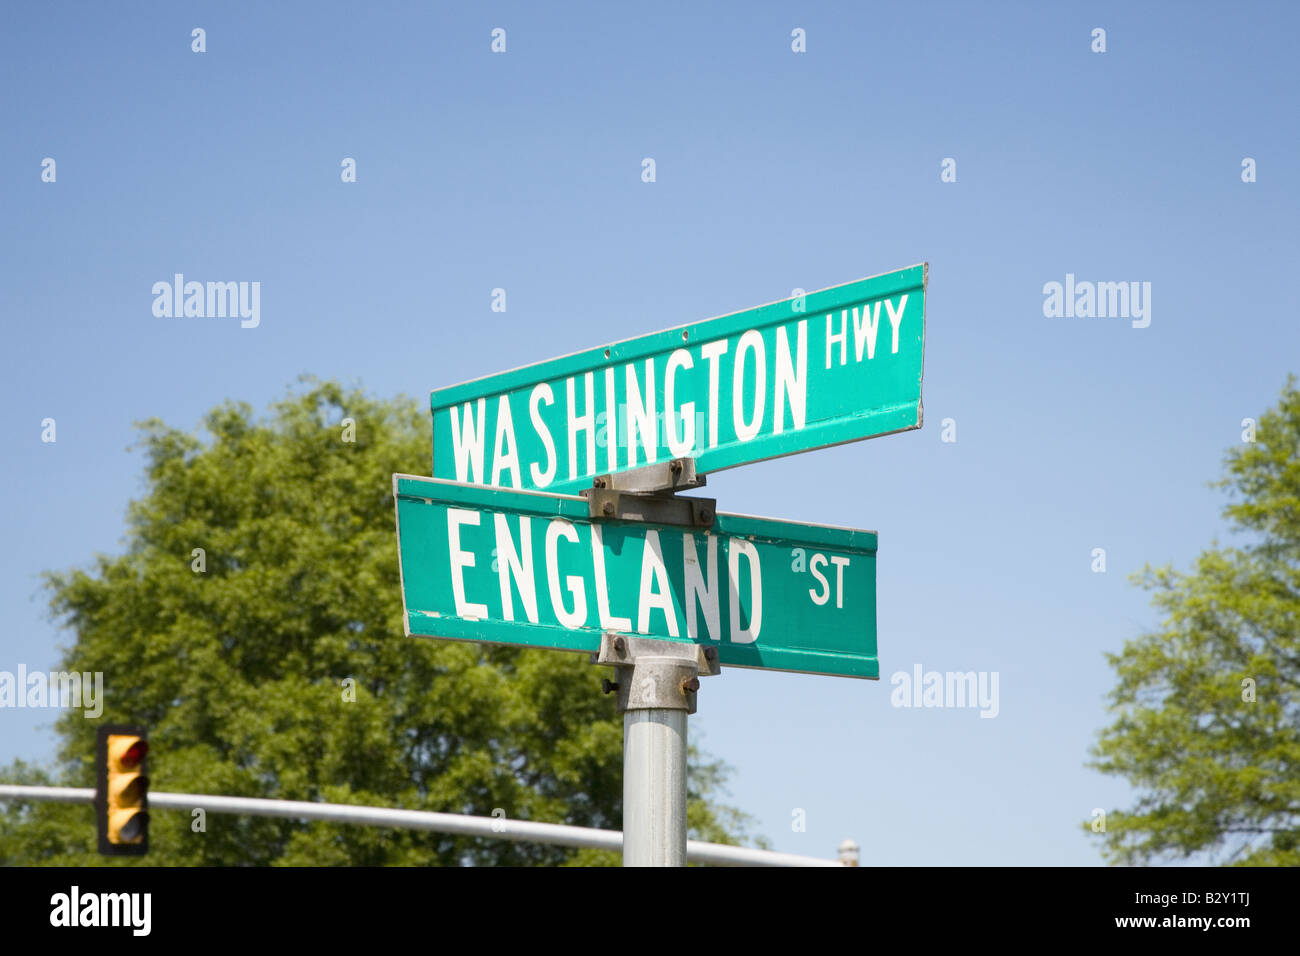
xmin=108 ymin=808 xmax=148 ymax=844
xmin=109 ymin=773 xmax=148 ymax=805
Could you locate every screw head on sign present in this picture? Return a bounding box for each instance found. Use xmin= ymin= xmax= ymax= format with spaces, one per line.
xmin=613 ymin=636 xmax=626 ymax=654
xmin=603 ymin=501 xmax=615 ymax=516
xmin=681 ymin=677 xmax=701 ymax=693
xmin=699 ymin=509 xmax=713 ymax=523
xmin=593 ymin=478 xmax=605 ymax=488
xmin=670 ymin=460 xmax=682 ymax=474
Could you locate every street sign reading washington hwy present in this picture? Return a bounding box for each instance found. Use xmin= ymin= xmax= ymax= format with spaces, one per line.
xmin=431 ymin=264 xmax=926 ymax=493
xmin=394 ymin=475 xmax=879 ymax=679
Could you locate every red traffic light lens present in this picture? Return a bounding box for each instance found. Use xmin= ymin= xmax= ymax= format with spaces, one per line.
xmin=121 ymin=740 xmax=148 ymax=767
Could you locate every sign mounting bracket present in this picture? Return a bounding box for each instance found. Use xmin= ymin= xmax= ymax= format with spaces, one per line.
xmin=591 ymin=457 xmax=706 ymax=494
xmin=579 ymin=457 xmax=715 ymax=529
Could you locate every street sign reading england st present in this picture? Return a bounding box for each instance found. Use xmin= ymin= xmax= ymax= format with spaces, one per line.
xmin=394 ymin=475 xmax=879 ymax=678
xmin=432 ymin=264 xmax=926 ymax=493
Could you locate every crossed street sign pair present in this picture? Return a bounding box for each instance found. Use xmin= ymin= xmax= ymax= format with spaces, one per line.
xmin=395 ymin=263 xmax=927 ymax=680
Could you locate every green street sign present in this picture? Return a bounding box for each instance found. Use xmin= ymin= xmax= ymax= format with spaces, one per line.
xmin=394 ymin=475 xmax=879 ymax=679
xmin=432 ymin=264 xmax=926 ymax=493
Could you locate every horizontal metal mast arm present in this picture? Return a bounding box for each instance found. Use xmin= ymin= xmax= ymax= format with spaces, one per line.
xmin=0 ymin=785 xmax=843 ymax=867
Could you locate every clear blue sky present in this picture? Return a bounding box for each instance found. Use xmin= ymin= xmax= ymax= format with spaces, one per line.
xmin=2 ymin=1 xmax=1297 ymax=864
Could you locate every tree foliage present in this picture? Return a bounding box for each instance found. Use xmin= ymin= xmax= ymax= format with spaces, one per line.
xmin=1089 ymin=377 xmax=1300 ymax=865
xmin=0 ymin=379 xmax=760 ymax=865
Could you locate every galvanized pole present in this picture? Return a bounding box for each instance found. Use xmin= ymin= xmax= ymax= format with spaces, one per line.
xmin=623 ymin=708 xmax=688 ymax=866
xmin=593 ymin=631 xmax=718 ymax=866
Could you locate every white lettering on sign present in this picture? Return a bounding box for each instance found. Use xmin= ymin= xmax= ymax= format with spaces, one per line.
xmin=852 ymin=302 xmax=880 ymax=362
xmin=494 ymin=513 xmax=538 ymax=623
xmin=443 ymin=510 xmax=765 ymax=642
xmin=490 ymin=395 xmax=520 ymax=488
xmin=664 ymin=349 xmax=695 ymax=457
xmin=830 ymin=555 xmax=850 ymax=609
xmin=602 ymin=366 xmax=617 ymax=472
xmin=528 ymin=384 xmax=556 ymax=486
xmin=625 ymin=360 xmax=657 ymax=468
xmin=809 ymin=552 xmax=830 ymax=605
xmin=684 ymin=533 xmax=720 ymax=641
xmin=451 ymin=399 xmax=487 ymax=484
xmin=441 ymin=293 xmax=910 ymax=488
xmin=447 ymin=508 xmax=488 ymax=620
xmin=808 ymin=551 xmax=852 ymax=608
xmin=545 ymin=518 xmax=586 ymax=628
xmin=700 ymin=338 xmax=728 ymax=449
xmin=728 ymin=539 xmax=762 ymax=644
xmin=732 ymin=330 xmax=766 ymax=442
xmin=566 ymin=372 xmax=597 ymax=483
xmin=590 ymin=524 xmax=631 ymax=632
xmin=885 ymin=295 xmax=907 ymax=355
xmin=637 ymin=529 xmax=677 ymax=636
xmin=774 ymin=322 xmax=807 ymax=434
xmin=825 ymin=294 xmax=908 ymax=369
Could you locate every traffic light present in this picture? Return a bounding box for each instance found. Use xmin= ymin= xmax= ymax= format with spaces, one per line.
xmin=95 ymin=725 xmax=148 ymax=856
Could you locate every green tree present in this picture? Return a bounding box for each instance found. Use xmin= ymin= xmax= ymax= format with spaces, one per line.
xmin=0 ymin=379 xmax=761 ymax=865
xmin=1089 ymin=377 xmax=1300 ymax=865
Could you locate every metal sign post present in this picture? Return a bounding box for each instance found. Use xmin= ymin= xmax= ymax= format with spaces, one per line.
xmin=587 ymin=460 xmax=720 ymax=866
xmin=592 ymin=632 xmax=720 ymax=866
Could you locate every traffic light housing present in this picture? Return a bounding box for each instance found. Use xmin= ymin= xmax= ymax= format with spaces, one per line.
xmin=95 ymin=725 xmax=148 ymax=856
